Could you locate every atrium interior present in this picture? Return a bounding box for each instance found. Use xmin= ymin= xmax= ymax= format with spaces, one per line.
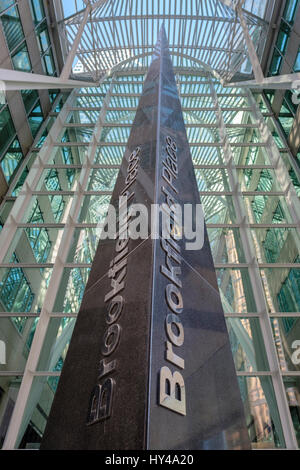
xmin=0 ymin=0 xmax=300 ymax=450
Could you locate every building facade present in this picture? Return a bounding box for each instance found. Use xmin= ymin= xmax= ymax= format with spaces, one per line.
xmin=0 ymin=0 xmax=300 ymax=450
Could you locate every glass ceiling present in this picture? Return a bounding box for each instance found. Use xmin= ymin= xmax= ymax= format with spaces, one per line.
xmin=55 ymin=0 xmax=274 ymax=83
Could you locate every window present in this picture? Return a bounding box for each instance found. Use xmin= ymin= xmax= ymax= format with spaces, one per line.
xmin=278 ymin=94 xmax=295 ymax=137
xmin=251 ymin=170 xmax=274 ymax=222
xmin=37 ymin=23 xmax=50 ymax=53
xmin=283 ymin=0 xmax=299 ymax=24
xmin=30 ymin=0 xmax=45 ymax=25
xmin=0 ymin=254 xmax=34 ymax=317
xmin=49 ymin=90 xmax=59 ymax=104
xmin=21 ymin=90 xmax=39 ymax=114
xmin=43 ymin=49 xmax=55 ymax=75
xmin=28 ymin=102 xmax=43 ymax=137
xmin=11 ymin=165 xmax=29 ymax=196
xmin=265 ymin=90 xmax=275 ymax=105
xmin=269 ymin=22 xmax=292 ymax=76
xmin=36 ymin=21 xmax=56 ymax=76
xmin=0 ymin=137 xmax=23 ymax=183
xmin=26 ymin=227 xmax=51 ymax=264
xmin=277 ymin=256 xmax=300 ymax=315
xmin=0 ymin=4 xmax=24 ymax=51
xmin=276 ymin=23 xmax=290 ymax=54
xmin=0 ymin=106 xmax=16 ymax=156
xmin=263 ymin=203 xmax=287 ymax=262
xmin=0 ymin=1 xmax=14 ymax=14
xmin=269 ymin=50 xmax=283 ymax=76
xmin=294 ymin=46 xmax=300 ymax=72
xmin=11 ymin=42 xmax=31 ymax=71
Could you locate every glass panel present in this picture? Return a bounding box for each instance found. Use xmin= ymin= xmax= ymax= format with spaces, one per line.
xmin=222 ymin=110 xmax=252 ymax=124
xmin=0 ymin=267 xmax=52 ymax=313
xmin=239 ymin=168 xmax=280 ymax=192
xmin=271 ymin=317 xmax=300 ymax=371
xmin=11 ymin=165 xmax=29 ymax=196
xmin=294 ymin=48 xmax=300 ymax=72
xmin=187 ymin=126 xmax=220 ymax=143
xmin=0 ymin=317 xmax=38 ymax=372
xmin=217 ymin=95 xmax=247 ymax=107
xmin=36 ymin=317 xmax=76 ymax=371
xmin=28 ymin=102 xmax=43 ymax=137
xmin=21 ymin=90 xmax=39 ymax=114
xmin=226 ymin=317 xmax=269 ymax=371
xmin=74 ymin=95 xmax=105 ymax=108
xmin=269 ymin=50 xmax=282 ymax=76
xmin=87 ymin=168 xmax=118 ymax=191
xmin=195 ymin=168 xmax=230 ymax=191
xmin=30 ymin=0 xmax=45 ymax=24
xmin=52 ymin=268 xmax=91 ymax=313
xmin=276 ymin=23 xmax=290 ymax=54
xmin=22 ymin=196 xmax=71 ymax=224
xmin=191 ymin=146 xmax=224 ymax=166
xmin=42 ymin=168 xmax=80 ymax=191
xmin=0 ymin=1 xmax=14 ymax=13
xmin=227 ymin=127 xmax=262 ymax=145
xmin=231 ymin=146 xmax=270 ymax=165
xmin=36 ymin=22 xmax=50 ymax=53
xmin=50 ymin=146 xmax=88 ymax=165
xmin=201 ymin=195 xmax=237 ymax=224
xmin=278 ymin=115 xmax=294 ymax=137
xmin=243 ymin=196 xmax=294 ymax=225
xmin=283 ymin=376 xmax=300 ymax=447
xmin=67 ymin=227 xmax=101 ymax=263
xmin=43 ymin=50 xmax=55 ymax=76
xmin=35 ymin=117 xmax=56 ymax=148
xmin=3 ymin=228 xmax=64 ymax=264
xmin=0 ymin=200 xmax=14 ymax=227
xmin=208 ymin=227 xmax=246 ymax=264
xmin=261 ymin=266 xmax=300 ymax=313
xmin=100 ymin=126 xmax=131 ymax=143
xmin=67 ymin=110 xmax=100 ymax=124
xmin=283 ymin=0 xmax=299 ymax=24
xmin=94 ymin=145 xmax=125 ymax=165
xmin=238 ymin=375 xmax=285 ymax=448
xmin=251 ymin=228 xmax=300 ymax=264
xmin=11 ymin=42 xmax=31 ymax=71
xmin=60 ymin=127 xmax=93 ymax=143
xmin=0 ymin=376 xmax=22 ymax=449
xmin=17 ymin=374 xmax=60 ymax=448
xmin=105 ymin=109 xmax=136 ymax=124
xmin=216 ymin=268 xmax=257 ymax=313
xmin=181 ymin=95 xmax=214 ymax=108
xmin=49 ymin=90 xmax=60 ymax=105
xmin=264 ymin=90 xmax=275 ymax=105
xmin=0 ymin=106 xmax=16 ymax=157
xmin=1 ymin=138 xmax=23 ymax=183
xmin=0 ymin=4 xmax=24 ymax=52
xmin=77 ymin=194 xmax=111 ymax=224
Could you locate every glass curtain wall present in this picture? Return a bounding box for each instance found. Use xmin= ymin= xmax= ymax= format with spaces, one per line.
xmin=0 ymin=70 xmax=300 ymax=449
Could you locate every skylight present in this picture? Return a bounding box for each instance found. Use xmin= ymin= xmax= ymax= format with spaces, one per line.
xmin=57 ymin=0 xmax=273 ymax=83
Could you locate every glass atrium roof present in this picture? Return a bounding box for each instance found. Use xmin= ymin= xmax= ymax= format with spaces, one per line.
xmin=56 ymin=0 xmax=273 ymax=83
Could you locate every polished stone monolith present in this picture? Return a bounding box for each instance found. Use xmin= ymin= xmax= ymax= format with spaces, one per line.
xmin=41 ymin=26 xmax=250 ymax=450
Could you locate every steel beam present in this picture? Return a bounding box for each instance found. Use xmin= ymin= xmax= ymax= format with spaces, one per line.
xmin=0 ymin=68 xmax=94 ymax=91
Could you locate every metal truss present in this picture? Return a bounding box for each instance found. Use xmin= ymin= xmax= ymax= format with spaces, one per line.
xmin=57 ymin=0 xmax=270 ymax=84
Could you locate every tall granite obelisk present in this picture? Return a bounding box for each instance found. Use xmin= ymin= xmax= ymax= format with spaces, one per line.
xmin=41 ymin=26 xmax=250 ymax=450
